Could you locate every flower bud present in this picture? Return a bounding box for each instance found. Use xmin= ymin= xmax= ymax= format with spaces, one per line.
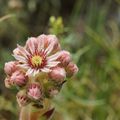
xmin=11 ymin=70 xmax=27 ymax=87
xmin=16 ymin=90 xmax=30 ymax=107
xmin=27 ymin=83 xmax=43 ymax=100
xmin=4 ymin=77 xmax=14 ymax=88
xmin=48 ymin=88 xmax=59 ymax=97
xmin=4 ymin=61 xmax=17 ymax=75
xmin=49 ymin=67 xmax=66 ymax=83
xmin=66 ymin=62 xmax=79 ymax=77
xmin=57 ymin=50 xmax=71 ymax=66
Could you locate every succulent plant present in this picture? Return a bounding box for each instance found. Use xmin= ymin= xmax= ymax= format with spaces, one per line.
xmin=4 ymin=34 xmax=78 ymax=120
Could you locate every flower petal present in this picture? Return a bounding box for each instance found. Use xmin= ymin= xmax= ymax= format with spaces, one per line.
xmin=41 ymin=67 xmax=51 ymax=73
xmin=26 ymin=37 xmax=37 ymax=54
xmin=47 ymin=51 xmax=61 ymax=62
xmin=47 ymin=61 xmax=60 ymax=67
xmin=33 ymin=70 xmax=39 ymax=76
xmin=17 ymin=44 xmax=30 ymax=57
xmin=17 ymin=64 xmax=29 ymax=69
xmin=13 ymin=55 xmax=26 ymax=63
xmin=37 ymin=34 xmax=46 ymax=51
xmin=26 ymin=68 xmax=34 ymax=75
xmin=45 ymin=42 xmax=54 ymax=55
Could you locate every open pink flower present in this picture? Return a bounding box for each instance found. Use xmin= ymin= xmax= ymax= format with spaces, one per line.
xmin=13 ymin=34 xmax=61 ymax=76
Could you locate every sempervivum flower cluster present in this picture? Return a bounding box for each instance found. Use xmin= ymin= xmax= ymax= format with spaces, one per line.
xmin=4 ymin=34 xmax=78 ymax=107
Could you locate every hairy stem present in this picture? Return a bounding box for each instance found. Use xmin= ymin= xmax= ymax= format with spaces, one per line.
xmin=19 ymin=99 xmax=53 ymax=120
xmin=19 ymin=105 xmax=31 ymax=120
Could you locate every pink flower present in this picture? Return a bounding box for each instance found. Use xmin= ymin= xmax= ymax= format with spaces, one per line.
xmin=49 ymin=67 xmax=66 ymax=83
xmin=66 ymin=62 xmax=79 ymax=77
xmin=4 ymin=61 xmax=17 ymax=75
xmin=4 ymin=34 xmax=79 ymax=108
xmin=27 ymin=83 xmax=42 ymax=100
xmin=13 ymin=34 xmax=62 ymax=76
xmin=57 ymin=50 xmax=71 ymax=66
xmin=16 ymin=90 xmax=30 ymax=107
xmin=10 ymin=70 xmax=27 ymax=86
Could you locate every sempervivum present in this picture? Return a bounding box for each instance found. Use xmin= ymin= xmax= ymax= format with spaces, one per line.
xmin=4 ymin=34 xmax=79 ymax=110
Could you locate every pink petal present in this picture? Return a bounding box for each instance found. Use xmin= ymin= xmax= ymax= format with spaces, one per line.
xmin=17 ymin=64 xmax=29 ymax=69
xmin=37 ymin=34 xmax=46 ymax=51
xmin=17 ymin=44 xmax=30 ymax=57
xmin=45 ymin=42 xmax=54 ymax=55
xmin=47 ymin=51 xmax=61 ymax=61
xmin=26 ymin=37 xmax=37 ymax=54
xmin=13 ymin=54 xmax=26 ymax=63
xmin=26 ymin=68 xmax=34 ymax=75
xmin=47 ymin=61 xmax=60 ymax=67
xmin=41 ymin=67 xmax=51 ymax=73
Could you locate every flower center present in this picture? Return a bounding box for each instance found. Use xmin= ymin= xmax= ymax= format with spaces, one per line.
xmin=31 ymin=55 xmax=42 ymax=67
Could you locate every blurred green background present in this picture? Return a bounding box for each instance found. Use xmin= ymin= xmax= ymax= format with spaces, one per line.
xmin=0 ymin=0 xmax=120 ymax=120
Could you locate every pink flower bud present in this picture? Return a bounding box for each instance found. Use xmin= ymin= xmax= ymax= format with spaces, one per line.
xmin=57 ymin=50 xmax=71 ymax=66
xmin=4 ymin=77 xmax=14 ymax=88
xmin=49 ymin=67 xmax=66 ymax=83
xmin=10 ymin=70 xmax=27 ymax=87
xmin=66 ymin=62 xmax=79 ymax=77
xmin=27 ymin=83 xmax=42 ymax=100
xmin=4 ymin=61 xmax=17 ymax=75
xmin=16 ymin=90 xmax=30 ymax=107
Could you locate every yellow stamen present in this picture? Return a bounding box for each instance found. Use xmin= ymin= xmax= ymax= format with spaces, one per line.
xmin=31 ymin=55 xmax=42 ymax=67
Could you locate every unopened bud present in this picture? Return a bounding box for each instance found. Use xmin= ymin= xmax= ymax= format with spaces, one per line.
xmin=49 ymin=67 xmax=66 ymax=83
xmin=4 ymin=61 xmax=17 ymax=75
xmin=57 ymin=50 xmax=71 ymax=66
xmin=66 ymin=62 xmax=79 ymax=77
xmin=27 ymin=83 xmax=43 ymax=100
xmin=48 ymin=88 xmax=59 ymax=97
xmin=4 ymin=77 xmax=14 ymax=88
xmin=11 ymin=70 xmax=27 ymax=87
xmin=16 ymin=90 xmax=30 ymax=107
